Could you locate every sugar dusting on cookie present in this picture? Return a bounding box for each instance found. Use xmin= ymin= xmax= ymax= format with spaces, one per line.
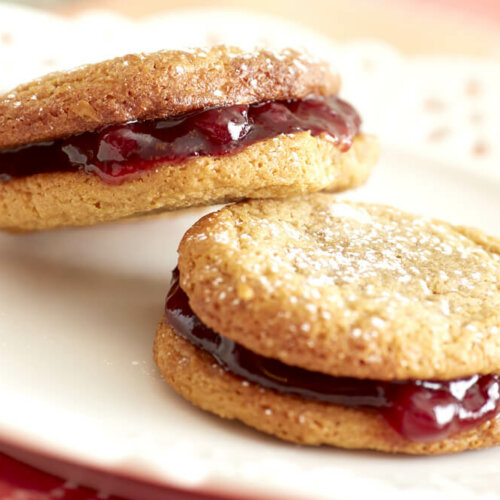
xmin=218 ymin=201 xmax=500 ymax=309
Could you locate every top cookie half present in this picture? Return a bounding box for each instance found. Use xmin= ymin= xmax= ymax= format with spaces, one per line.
xmin=0 ymin=46 xmax=339 ymax=149
xmin=177 ymin=195 xmax=500 ymax=381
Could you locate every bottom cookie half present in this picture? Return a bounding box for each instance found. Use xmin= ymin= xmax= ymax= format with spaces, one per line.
xmin=154 ymin=320 xmax=500 ymax=455
xmin=0 ymin=132 xmax=377 ymax=232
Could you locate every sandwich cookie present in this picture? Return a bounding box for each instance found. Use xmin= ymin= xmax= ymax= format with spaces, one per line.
xmin=154 ymin=195 xmax=500 ymax=454
xmin=0 ymin=46 xmax=378 ymax=232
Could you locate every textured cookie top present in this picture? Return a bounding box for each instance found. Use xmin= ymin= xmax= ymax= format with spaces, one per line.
xmin=0 ymin=46 xmax=339 ymax=150
xmin=178 ymin=195 xmax=500 ymax=380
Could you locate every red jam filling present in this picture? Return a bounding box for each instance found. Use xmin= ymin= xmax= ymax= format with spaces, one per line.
xmin=165 ymin=269 xmax=500 ymax=442
xmin=0 ymin=96 xmax=360 ymax=185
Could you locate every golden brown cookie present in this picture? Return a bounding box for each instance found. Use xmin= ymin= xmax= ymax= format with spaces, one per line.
xmin=0 ymin=46 xmax=377 ymax=232
xmin=154 ymin=195 xmax=500 ymax=453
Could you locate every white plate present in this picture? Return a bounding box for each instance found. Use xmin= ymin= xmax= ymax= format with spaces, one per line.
xmin=1 ymin=147 xmax=500 ymax=500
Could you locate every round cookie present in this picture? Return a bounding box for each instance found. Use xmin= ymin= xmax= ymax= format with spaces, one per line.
xmin=0 ymin=46 xmax=378 ymax=232
xmin=154 ymin=322 xmax=500 ymax=454
xmin=156 ymin=195 xmax=500 ymax=453
xmin=177 ymin=195 xmax=500 ymax=381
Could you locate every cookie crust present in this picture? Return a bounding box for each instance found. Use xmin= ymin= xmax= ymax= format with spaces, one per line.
xmin=154 ymin=321 xmax=500 ymax=454
xmin=0 ymin=133 xmax=377 ymax=232
xmin=177 ymin=196 xmax=500 ymax=381
xmin=0 ymin=46 xmax=339 ymax=150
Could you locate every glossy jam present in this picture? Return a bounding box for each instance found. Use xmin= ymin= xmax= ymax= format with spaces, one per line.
xmin=165 ymin=269 xmax=500 ymax=442
xmin=0 ymin=96 xmax=361 ymax=185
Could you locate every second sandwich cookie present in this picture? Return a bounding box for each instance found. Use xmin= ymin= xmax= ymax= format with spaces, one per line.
xmin=155 ymin=194 xmax=500 ymax=454
xmin=0 ymin=46 xmax=377 ymax=231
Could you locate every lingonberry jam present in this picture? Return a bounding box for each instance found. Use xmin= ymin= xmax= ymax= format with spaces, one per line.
xmin=0 ymin=96 xmax=361 ymax=185
xmin=165 ymin=269 xmax=500 ymax=442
